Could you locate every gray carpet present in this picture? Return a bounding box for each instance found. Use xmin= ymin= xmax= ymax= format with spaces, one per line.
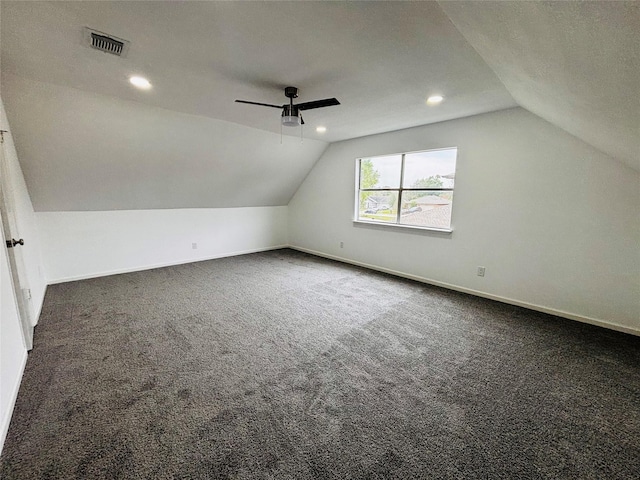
xmin=1 ymin=248 xmax=638 ymax=479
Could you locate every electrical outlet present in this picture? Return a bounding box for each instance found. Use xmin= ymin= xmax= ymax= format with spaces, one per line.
xmin=192 ymin=243 xmax=198 ymax=250
xmin=340 ymin=241 xmax=344 ymax=248
xmin=477 ymin=266 xmax=486 ymax=277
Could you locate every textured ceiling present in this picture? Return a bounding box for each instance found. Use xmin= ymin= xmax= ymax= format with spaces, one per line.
xmin=2 ymin=74 xmax=328 ymax=211
xmin=0 ymin=1 xmax=636 ymax=212
xmin=0 ymin=1 xmax=515 ymax=143
xmin=440 ymin=1 xmax=640 ymax=171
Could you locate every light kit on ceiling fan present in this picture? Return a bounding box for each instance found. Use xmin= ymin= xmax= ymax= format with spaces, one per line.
xmin=281 ymin=106 xmax=301 ymax=127
xmin=281 ymin=116 xmax=300 ymax=126
xmin=236 ymin=86 xmax=339 ymax=135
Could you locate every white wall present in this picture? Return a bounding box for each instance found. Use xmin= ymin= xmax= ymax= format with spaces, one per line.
xmin=37 ymin=206 xmax=288 ymax=283
xmin=289 ymin=107 xmax=640 ymax=334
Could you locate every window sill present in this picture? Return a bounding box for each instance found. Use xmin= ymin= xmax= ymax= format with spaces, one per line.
xmin=353 ymin=219 xmax=453 ymax=234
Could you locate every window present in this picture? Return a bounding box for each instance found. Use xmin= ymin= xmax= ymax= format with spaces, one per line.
xmin=355 ymin=147 xmax=457 ymax=231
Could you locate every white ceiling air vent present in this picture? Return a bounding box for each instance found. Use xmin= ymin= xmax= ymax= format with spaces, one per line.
xmin=83 ymin=27 xmax=130 ymax=57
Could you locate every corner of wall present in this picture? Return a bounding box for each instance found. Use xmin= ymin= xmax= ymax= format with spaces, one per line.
xmin=286 ymin=108 xmax=640 ymax=333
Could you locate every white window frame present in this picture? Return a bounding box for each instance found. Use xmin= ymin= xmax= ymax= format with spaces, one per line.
xmin=353 ymin=147 xmax=456 ymax=233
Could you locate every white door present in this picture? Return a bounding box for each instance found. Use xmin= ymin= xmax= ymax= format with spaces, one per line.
xmin=0 ymin=130 xmax=33 ymax=350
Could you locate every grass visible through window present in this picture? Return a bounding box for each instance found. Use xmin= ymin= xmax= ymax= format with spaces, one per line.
xmin=356 ymin=148 xmax=457 ymax=230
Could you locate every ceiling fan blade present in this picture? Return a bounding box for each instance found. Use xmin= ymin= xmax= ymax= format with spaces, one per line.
xmin=235 ymin=100 xmax=283 ymax=109
xmin=297 ymin=98 xmax=340 ymax=111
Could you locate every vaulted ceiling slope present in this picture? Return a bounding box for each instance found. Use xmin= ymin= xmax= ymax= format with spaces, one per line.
xmin=2 ymin=74 xmax=328 ymax=211
xmin=0 ymin=1 xmax=518 ymax=211
xmin=439 ymin=1 xmax=640 ymax=172
xmin=0 ymin=2 xmax=637 ymax=213
xmin=0 ymin=1 xmax=514 ymax=142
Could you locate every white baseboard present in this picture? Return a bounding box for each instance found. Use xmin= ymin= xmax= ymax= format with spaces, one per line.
xmin=289 ymin=245 xmax=639 ymax=337
xmin=47 ymin=245 xmax=288 ymax=285
xmin=0 ymin=349 xmax=27 ymax=456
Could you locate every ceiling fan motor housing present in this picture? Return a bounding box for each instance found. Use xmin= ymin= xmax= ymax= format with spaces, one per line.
xmin=282 ymin=104 xmax=301 ymax=126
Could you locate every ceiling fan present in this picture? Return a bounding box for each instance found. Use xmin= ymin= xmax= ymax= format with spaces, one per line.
xmin=235 ymin=86 xmax=340 ymax=127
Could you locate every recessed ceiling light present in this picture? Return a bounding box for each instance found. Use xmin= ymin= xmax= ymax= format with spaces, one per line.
xmin=426 ymin=95 xmax=444 ymax=105
xmin=129 ymin=76 xmax=151 ymax=90
xmin=316 ymin=126 xmax=327 ymax=133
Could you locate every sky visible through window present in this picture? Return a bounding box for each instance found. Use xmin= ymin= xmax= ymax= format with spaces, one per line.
xmin=363 ymin=148 xmax=456 ymax=188
xmin=357 ymin=147 xmax=457 ymax=230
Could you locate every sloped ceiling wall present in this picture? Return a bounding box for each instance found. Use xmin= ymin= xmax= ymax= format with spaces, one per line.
xmin=0 ymin=1 xmax=517 ymax=212
xmin=2 ymin=75 xmax=327 ymax=211
xmin=439 ymin=1 xmax=640 ymax=171
xmin=0 ymin=1 xmax=515 ymax=143
xmin=0 ymin=1 xmax=637 ymax=214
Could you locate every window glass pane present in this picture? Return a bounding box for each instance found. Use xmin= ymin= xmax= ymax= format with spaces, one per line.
xmin=358 ymin=191 xmax=399 ymax=223
xmin=400 ymin=190 xmax=453 ymax=229
xmin=360 ymin=155 xmax=402 ymax=189
xmin=402 ymin=148 xmax=457 ymax=189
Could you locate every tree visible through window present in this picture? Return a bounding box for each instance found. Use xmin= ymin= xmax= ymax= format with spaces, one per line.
xmin=356 ymin=148 xmax=457 ymax=230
